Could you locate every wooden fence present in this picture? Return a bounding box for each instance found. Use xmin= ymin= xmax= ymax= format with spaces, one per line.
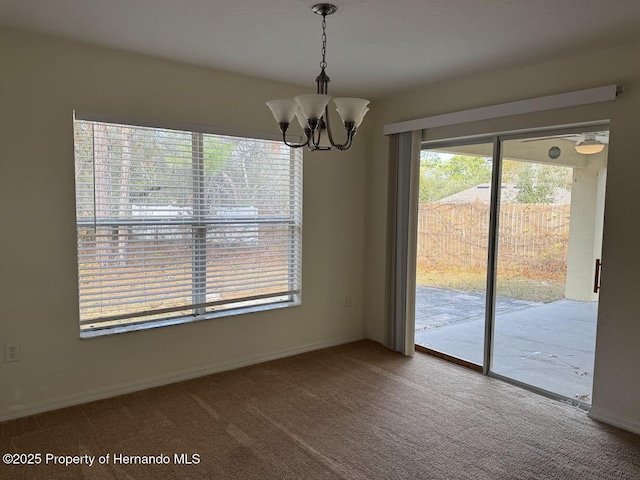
xmin=417 ymin=203 xmax=570 ymax=272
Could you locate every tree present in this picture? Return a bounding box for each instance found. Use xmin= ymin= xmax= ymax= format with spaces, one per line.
xmin=419 ymin=153 xmax=492 ymax=202
xmin=418 ymin=154 xmax=572 ymax=204
xmin=512 ymin=162 xmax=571 ymax=204
xmin=117 ymin=126 xmax=133 ymax=262
xmin=92 ymin=122 xmax=113 ymax=265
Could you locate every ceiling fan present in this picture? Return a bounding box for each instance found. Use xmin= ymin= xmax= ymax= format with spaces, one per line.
xmin=522 ymin=131 xmax=608 ymax=155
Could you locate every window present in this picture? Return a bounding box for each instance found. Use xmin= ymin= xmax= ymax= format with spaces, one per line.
xmin=73 ymin=115 xmax=302 ymax=336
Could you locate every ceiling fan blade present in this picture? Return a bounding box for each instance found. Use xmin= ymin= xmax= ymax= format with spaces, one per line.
xmin=521 ymin=131 xmax=609 ymax=144
xmin=521 ymin=135 xmax=577 ymax=143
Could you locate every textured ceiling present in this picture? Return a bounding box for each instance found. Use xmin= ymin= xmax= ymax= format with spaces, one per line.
xmin=2 ymin=0 xmax=640 ymax=98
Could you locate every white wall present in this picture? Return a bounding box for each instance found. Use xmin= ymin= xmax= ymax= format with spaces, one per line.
xmin=0 ymin=27 xmax=367 ymax=420
xmin=364 ymin=41 xmax=640 ymax=432
xmin=565 ymin=154 xmax=606 ymax=302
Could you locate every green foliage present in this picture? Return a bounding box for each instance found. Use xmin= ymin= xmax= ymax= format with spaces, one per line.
xmin=418 ymin=153 xmax=572 ymax=205
xmin=419 ymin=152 xmax=492 ymax=202
xmin=512 ymin=162 xmax=571 ymax=204
xmin=203 ymin=135 xmax=235 ymax=174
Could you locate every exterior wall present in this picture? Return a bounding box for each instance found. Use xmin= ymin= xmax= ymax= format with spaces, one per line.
xmin=365 ymin=40 xmax=640 ymax=432
xmin=0 ymin=27 xmax=367 ymax=420
xmin=566 ymin=154 xmax=607 ymax=302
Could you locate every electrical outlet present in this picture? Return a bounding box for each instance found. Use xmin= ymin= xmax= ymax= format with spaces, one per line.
xmin=4 ymin=343 xmax=19 ymax=362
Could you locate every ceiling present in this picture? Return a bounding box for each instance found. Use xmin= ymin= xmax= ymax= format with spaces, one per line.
xmin=2 ymin=1 xmax=640 ymax=98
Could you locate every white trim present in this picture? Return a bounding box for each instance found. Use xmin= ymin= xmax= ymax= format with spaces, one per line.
xmin=422 ymin=120 xmax=610 ymax=149
xmin=74 ymin=110 xmax=302 ymax=143
xmin=588 ymin=407 xmax=640 ymax=435
xmin=383 ymin=85 xmax=619 ymax=136
xmin=0 ymin=334 xmax=364 ymax=422
xmin=81 ymin=300 xmax=301 ymax=338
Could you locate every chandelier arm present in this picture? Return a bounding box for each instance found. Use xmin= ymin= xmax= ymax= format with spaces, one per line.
xmin=323 ymin=105 xmax=337 ymax=147
xmin=280 ymin=125 xmax=311 ymax=148
xmin=334 ymin=132 xmax=354 ymax=151
xmin=344 ymin=132 xmax=355 ymax=150
xmin=283 ymin=138 xmax=310 ymax=148
xmin=309 ymin=121 xmax=323 ymax=148
xmin=322 ymin=105 xmax=354 ymax=149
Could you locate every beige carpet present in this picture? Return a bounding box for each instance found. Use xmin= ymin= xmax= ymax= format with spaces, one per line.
xmin=1 ymin=340 xmax=639 ymax=479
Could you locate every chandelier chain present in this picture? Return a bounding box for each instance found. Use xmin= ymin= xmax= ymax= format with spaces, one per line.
xmin=320 ymin=15 xmax=327 ymax=70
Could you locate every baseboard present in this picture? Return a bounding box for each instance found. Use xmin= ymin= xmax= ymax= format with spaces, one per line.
xmin=0 ymin=334 xmax=364 ymax=423
xmin=588 ymin=407 xmax=640 ymax=435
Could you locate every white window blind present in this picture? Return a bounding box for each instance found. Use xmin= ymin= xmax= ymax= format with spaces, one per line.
xmin=73 ymin=117 xmax=302 ymax=334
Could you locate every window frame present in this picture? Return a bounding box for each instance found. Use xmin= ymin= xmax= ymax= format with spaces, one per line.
xmin=73 ymin=112 xmax=303 ymax=338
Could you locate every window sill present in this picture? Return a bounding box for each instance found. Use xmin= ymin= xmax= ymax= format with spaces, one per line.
xmin=80 ymin=299 xmax=301 ymax=339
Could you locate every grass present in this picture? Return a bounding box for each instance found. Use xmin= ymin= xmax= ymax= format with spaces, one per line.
xmin=416 ymin=265 xmax=566 ymax=303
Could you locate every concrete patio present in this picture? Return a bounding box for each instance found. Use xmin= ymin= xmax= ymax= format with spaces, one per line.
xmin=415 ymin=286 xmax=597 ymax=402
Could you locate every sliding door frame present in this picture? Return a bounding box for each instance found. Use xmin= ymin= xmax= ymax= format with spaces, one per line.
xmin=419 ymin=122 xmax=609 ymax=402
xmin=484 ymin=136 xmax=502 ymax=375
xmin=418 ymin=134 xmax=496 ymax=371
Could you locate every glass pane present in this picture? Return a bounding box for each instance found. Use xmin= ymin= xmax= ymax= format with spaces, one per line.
xmin=74 ymin=119 xmax=303 ymax=332
xmin=414 ymin=143 xmax=494 ymax=366
xmin=491 ymin=131 xmax=607 ymax=404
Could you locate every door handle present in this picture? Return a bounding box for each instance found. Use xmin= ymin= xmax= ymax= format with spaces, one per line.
xmin=594 ymin=259 xmax=602 ymax=294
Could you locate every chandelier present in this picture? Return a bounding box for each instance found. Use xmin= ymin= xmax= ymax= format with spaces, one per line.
xmin=266 ymin=4 xmax=370 ymax=151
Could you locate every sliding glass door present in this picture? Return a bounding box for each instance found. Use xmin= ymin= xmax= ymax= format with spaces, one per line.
xmin=490 ymin=132 xmax=607 ymax=404
xmin=414 ymin=143 xmax=494 ymax=367
xmin=415 ymin=128 xmax=607 ymax=403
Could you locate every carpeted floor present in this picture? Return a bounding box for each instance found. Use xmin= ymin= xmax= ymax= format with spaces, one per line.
xmin=1 ymin=340 xmax=639 ymax=479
